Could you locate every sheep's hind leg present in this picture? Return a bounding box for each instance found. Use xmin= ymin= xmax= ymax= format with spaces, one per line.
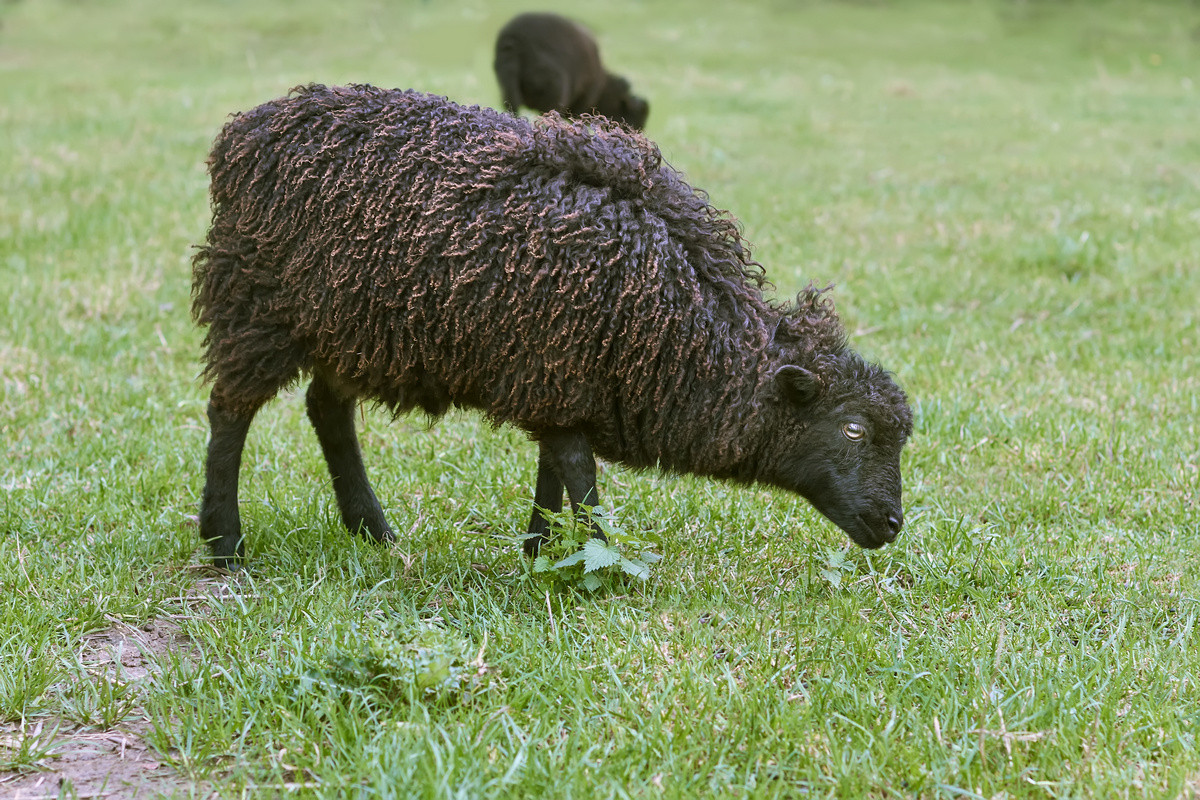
xmin=200 ymin=397 xmax=257 ymax=571
xmin=306 ymin=373 xmax=395 ymax=546
xmin=525 ymin=429 xmax=607 ymax=556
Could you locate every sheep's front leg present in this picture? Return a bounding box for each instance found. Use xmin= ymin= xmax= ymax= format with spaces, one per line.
xmin=524 ymin=429 xmax=607 ymax=555
xmin=306 ymin=374 xmax=395 ymax=546
xmin=200 ymin=398 xmax=255 ymax=570
xmin=525 ymin=442 xmax=565 ymax=556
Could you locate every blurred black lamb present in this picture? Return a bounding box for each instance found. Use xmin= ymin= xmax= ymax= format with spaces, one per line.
xmin=191 ymin=84 xmax=912 ymax=570
xmin=494 ymin=11 xmax=649 ymax=129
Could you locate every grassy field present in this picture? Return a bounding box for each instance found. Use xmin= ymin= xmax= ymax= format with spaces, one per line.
xmin=2 ymin=0 xmax=1199 ymax=797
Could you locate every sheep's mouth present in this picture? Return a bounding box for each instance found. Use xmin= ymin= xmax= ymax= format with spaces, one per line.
xmin=822 ymin=509 xmax=900 ymax=549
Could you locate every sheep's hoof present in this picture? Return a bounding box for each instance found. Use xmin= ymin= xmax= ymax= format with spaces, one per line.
xmin=209 ymin=556 xmax=243 ymax=573
xmin=522 ymin=534 xmax=545 ymax=557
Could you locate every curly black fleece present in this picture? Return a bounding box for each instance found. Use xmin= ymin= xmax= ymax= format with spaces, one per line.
xmin=192 ymin=84 xmax=906 ymax=483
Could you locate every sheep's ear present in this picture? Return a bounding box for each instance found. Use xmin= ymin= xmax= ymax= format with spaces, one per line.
xmin=774 ymin=365 xmax=820 ymax=405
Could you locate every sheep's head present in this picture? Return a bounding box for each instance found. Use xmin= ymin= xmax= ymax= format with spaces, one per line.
xmin=757 ymin=292 xmax=913 ymax=548
xmin=595 ymin=74 xmax=649 ymax=130
xmin=761 ymin=356 xmax=912 ymax=548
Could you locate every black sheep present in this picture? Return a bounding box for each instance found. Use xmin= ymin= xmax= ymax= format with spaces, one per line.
xmin=191 ymin=84 xmax=912 ymax=570
xmin=494 ymin=12 xmax=649 ymax=130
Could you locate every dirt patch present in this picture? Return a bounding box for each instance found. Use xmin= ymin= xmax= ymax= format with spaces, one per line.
xmin=0 ymin=584 xmax=228 ymax=799
xmin=0 ymin=718 xmax=201 ymax=800
xmin=78 ymin=617 xmax=193 ymax=683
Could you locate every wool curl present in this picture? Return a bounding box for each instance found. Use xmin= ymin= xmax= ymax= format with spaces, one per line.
xmin=192 ymin=84 xmax=892 ymax=478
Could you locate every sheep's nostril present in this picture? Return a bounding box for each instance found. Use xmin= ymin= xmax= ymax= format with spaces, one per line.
xmin=886 ymin=515 xmax=903 ymax=539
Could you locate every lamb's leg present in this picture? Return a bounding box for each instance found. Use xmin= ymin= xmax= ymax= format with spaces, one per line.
xmin=524 ymin=442 xmax=565 ymax=556
xmin=305 ymin=373 xmax=395 ymax=545
xmin=200 ymin=397 xmax=256 ymax=570
xmin=525 ymin=429 xmax=607 ymax=555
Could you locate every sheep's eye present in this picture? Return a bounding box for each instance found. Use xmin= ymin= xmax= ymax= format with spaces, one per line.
xmin=841 ymin=422 xmax=867 ymax=441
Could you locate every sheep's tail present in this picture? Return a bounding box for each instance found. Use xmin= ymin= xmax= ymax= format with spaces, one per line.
xmin=190 ymin=85 xmax=322 ymax=322
xmin=190 ymin=94 xmax=300 ymax=391
xmin=190 ymin=108 xmax=254 ymax=330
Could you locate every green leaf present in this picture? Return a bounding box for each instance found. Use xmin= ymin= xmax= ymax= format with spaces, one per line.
xmin=552 ymin=550 xmax=588 ymax=570
xmin=582 ymin=538 xmax=623 ymax=573
xmin=618 ymin=556 xmax=650 ymax=580
xmin=588 ymin=510 xmax=626 ymax=540
xmin=820 ymin=569 xmax=843 ymax=588
xmin=825 ymin=549 xmax=847 ymax=570
xmin=532 ymin=555 xmax=553 ymax=573
xmin=581 ymin=573 xmax=603 ymax=592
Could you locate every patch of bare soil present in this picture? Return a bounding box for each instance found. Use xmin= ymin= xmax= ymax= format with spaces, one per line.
xmin=0 ymin=579 xmax=233 ymax=799
xmin=0 ymin=718 xmax=194 ymax=800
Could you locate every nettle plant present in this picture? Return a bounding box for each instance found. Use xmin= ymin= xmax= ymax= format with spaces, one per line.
xmin=522 ymin=506 xmax=662 ymax=593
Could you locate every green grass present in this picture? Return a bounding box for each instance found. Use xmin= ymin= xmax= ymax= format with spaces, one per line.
xmin=2 ymin=0 xmax=1199 ymax=797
